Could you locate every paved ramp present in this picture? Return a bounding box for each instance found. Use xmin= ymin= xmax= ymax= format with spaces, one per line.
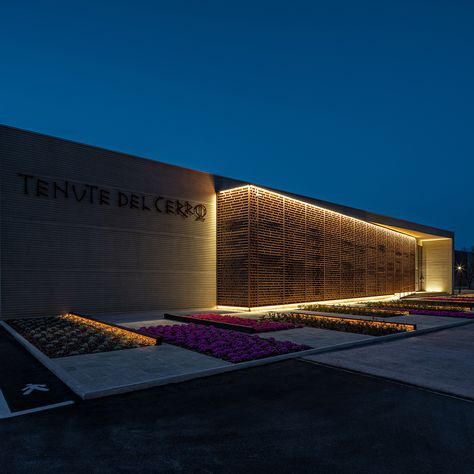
xmin=303 ymin=322 xmax=474 ymax=400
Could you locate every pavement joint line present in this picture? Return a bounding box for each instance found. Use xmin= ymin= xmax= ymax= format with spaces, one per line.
xmin=2 ymin=317 xmax=473 ymax=399
xmin=0 ymin=400 xmax=75 ymax=420
xmin=300 ymin=359 xmax=474 ymax=404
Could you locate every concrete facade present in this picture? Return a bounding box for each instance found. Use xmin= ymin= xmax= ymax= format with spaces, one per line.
xmin=421 ymin=239 xmax=453 ymax=293
xmin=0 ymin=125 xmax=454 ymax=318
xmin=1 ymin=126 xmax=217 ymax=318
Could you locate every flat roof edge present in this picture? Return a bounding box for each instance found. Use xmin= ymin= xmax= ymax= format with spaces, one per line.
xmin=1 ymin=124 xmax=454 ymax=240
xmin=215 ymin=177 xmax=453 ymax=239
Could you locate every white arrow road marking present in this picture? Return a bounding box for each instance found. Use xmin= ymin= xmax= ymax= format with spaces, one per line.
xmin=21 ymin=383 xmax=50 ymax=395
xmin=0 ymin=389 xmax=74 ymax=419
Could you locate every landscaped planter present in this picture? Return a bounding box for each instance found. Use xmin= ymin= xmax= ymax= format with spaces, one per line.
xmin=408 ymin=309 xmax=474 ymax=318
xmin=7 ymin=313 xmax=160 ymax=358
xmin=262 ymin=313 xmax=416 ymax=336
xmin=367 ymin=301 xmax=470 ymax=312
xmin=164 ymin=313 xmax=300 ymax=333
xmin=405 ymin=299 xmax=474 ymax=309
xmin=299 ymin=304 xmax=408 ymax=318
xmin=139 ymin=323 xmax=310 ymax=363
xmin=427 ymin=296 xmax=474 ymax=302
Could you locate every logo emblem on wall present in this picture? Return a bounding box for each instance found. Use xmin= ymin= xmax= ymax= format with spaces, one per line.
xmin=18 ymin=173 xmax=207 ymax=222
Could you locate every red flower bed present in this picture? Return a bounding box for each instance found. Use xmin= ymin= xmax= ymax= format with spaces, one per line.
xmin=167 ymin=313 xmax=301 ymax=332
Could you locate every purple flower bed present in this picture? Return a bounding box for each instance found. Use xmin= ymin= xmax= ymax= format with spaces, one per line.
xmin=409 ymin=309 xmax=474 ymax=318
xmin=139 ymin=323 xmax=310 ymax=363
xmin=184 ymin=313 xmax=300 ymax=332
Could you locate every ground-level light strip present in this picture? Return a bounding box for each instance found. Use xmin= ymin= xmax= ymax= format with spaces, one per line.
xmin=66 ymin=313 xmax=161 ymax=346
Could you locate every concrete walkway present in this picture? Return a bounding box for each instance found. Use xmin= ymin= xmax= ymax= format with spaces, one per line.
xmin=7 ymin=309 xmax=472 ymax=400
xmin=262 ymin=326 xmax=372 ymax=346
xmin=54 ymin=344 xmax=232 ymax=398
xmin=50 ymin=322 xmax=374 ymax=398
xmin=304 ymin=322 xmax=474 ymax=399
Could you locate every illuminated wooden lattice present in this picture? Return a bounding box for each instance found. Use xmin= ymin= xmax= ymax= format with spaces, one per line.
xmin=217 ymin=186 xmax=416 ymax=307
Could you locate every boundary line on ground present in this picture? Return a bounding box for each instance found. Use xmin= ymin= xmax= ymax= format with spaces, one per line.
xmin=0 ymin=389 xmax=74 ymax=420
xmin=0 ymin=321 xmax=86 ymax=395
xmin=300 ymin=359 xmax=474 ymax=403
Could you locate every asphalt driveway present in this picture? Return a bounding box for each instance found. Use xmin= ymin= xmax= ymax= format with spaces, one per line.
xmin=1 ymin=359 xmax=473 ymax=473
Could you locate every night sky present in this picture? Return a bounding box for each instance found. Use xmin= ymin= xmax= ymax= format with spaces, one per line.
xmin=1 ymin=1 xmax=473 ymax=247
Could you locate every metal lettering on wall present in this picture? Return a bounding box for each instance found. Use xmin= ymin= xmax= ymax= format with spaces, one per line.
xmin=17 ymin=173 xmax=207 ymax=221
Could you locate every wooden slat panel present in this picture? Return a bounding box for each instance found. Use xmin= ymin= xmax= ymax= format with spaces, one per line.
xmin=283 ymin=199 xmax=306 ymax=304
xmin=354 ymin=221 xmax=367 ymax=297
xmin=254 ymin=190 xmax=284 ymax=306
xmin=409 ymin=239 xmax=416 ymax=292
xmin=402 ymin=236 xmax=412 ymax=292
xmin=216 ymin=188 xmax=418 ymax=306
xmin=386 ymin=231 xmax=395 ymax=295
xmin=394 ymin=236 xmax=403 ymax=292
xmin=324 ymin=211 xmax=341 ymax=300
xmin=305 ymin=206 xmax=325 ymax=301
xmin=366 ymin=225 xmax=378 ymax=296
xmin=217 ymin=187 xmax=249 ymax=307
xmin=340 ymin=216 xmax=355 ymax=299
xmin=376 ymin=227 xmax=387 ymax=295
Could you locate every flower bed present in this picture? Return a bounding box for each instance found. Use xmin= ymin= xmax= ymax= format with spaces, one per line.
xmin=7 ymin=314 xmax=158 ymax=358
xmin=405 ymin=299 xmax=474 ymax=309
xmin=408 ymin=309 xmax=474 ymax=318
xmin=299 ymin=304 xmax=408 ymax=318
xmin=139 ymin=323 xmax=310 ymax=363
xmin=427 ymin=296 xmax=474 ymax=301
xmin=262 ymin=313 xmax=416 ymax=336
xmin=367 ymin=301 xmax=470 ymax=312
xmin=165 ymin=313 xmax=300 ymax=333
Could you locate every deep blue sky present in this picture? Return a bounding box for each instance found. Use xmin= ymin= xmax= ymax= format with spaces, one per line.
xmin=1 ymin=1 xmax=473 ymax=247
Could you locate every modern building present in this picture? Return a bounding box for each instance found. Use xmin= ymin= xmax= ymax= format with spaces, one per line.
xmin=1 ymin=125 xmax=454 ymax=318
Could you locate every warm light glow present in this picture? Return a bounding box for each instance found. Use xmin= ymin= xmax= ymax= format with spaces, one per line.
xmin=219 ymin=185 xmax=417 ymax=241
xmin=64 ymin=313 xmax=159 ymax=346
xmin=217 ymin=293 xmax=405 ymax=312
xmin=424 ymin=285 xmax=445 ymax=293
xmin=418 ymin=238 xmax=452 ymax=242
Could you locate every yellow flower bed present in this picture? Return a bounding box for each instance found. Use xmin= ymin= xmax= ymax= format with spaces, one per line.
xmin=300 ymin=304 xmax=409 ymax=317
xmin=263 ymin=312 xmax=416 ymax=336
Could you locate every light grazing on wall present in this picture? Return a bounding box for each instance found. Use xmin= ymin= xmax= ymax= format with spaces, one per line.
xmin=217 ymin=185 xmax=417 ymax=309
